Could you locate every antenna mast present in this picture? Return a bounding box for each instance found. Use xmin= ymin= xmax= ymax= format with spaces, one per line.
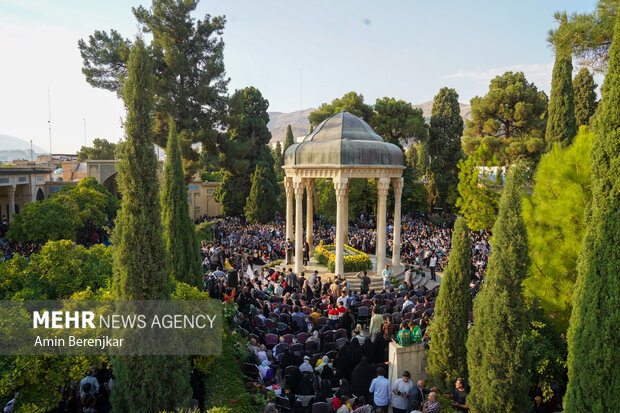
xmin=48 ymin=88 xmax=52 ymax=155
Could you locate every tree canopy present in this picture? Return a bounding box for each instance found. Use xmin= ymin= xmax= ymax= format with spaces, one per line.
xmin=564 ymin=10 xmax=620 ymax=411
xmin=78 ymin=0 xmax=229 ymax=180
xmin=523 ymin=127 xmax=594 ymax=330
xmin=371 ymin=97 xmax=428 ymax=147
xmin=215 ymin=86 xmax=279 ymax=217
xmin=308 ymin=91 xmax=373 ymax=128
xmin=77 ymin=138 xmax=118 ymax=161
xmin=548 ymin=1 xmax=619 ymax=73
xmin=573 ymin=68 xmax=599 ymax=127
xmin=463 ymin=71 xmax=548 ymax=164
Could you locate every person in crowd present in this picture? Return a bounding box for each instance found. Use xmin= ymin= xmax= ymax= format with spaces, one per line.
xmin=381 ymin=265 xmax=392 ymax=291
xmin=423 ymin=391 xmax=440 ymax=413
xmin=443 ymin=377 xmax=469 ymax=412
xmin=392 ymin=371 xmax=414 ymax=413
xmin=369 ymin=367 xmax=391 ymax=411
xmin=356 ymin=270 xmax=371 ymax=296
xmin=299 ymin=355 xmax=313 ymax=373
xmin=369 ymin=307 xmax=384 ymax=340
xmin=410 ymin=379 xmax=432 ymax=411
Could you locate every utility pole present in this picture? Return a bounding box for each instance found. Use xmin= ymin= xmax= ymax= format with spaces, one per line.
xmin=48 ymin=88 xmax=52 ymax=156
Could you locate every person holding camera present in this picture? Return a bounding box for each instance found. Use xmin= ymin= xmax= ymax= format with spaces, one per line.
xmin=391 ymin=371 xmax=414 ymax=413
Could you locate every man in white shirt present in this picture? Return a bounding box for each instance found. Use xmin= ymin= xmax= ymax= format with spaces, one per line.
xmin=429 ymin=254 xmax=438 ymax=281
xmin=79 ymin=370 xmax=100 ymax=398
xmin=391 ymin=371 xmax=414 ymax=413
xmin=381 ymin=265 xmax=392 ymax=291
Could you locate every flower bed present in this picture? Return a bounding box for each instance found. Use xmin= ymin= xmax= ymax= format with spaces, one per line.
xmin=314 ymin=241 xmax=372 ymax=273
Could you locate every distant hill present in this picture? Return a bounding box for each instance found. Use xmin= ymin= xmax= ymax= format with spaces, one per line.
xmin=412 ymin=100 xmax=471 ymax=122
xmin=0 ymin=134 xmax=45 ymax=162
xmin=267 ymin=101 xmax=471 ymax=144
xmin=267 ymin=108 xmax=314 ymax=143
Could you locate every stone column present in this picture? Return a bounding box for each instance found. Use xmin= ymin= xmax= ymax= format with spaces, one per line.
xmin=305 ymin=179 xmax=315 ymax=257
xmin=376 ymin=178 xmax=390 ymax=272
xmin=8 ymin=185 xmax=16 ymax=222
xmin=293 ymin=177 xmax=305 ymax=274
xmin=343 ymin=189 xmax=349 ymax=245
xmin=285 ymin=176 xmax=294 ymax=242
xmin=333 ymin=177 xmax=349 ymax=276
xmin=392 ymin=177 xmax=404 ymax=267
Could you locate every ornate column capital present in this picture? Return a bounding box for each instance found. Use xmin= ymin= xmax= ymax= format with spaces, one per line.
xmin=377 ymin=177 xmax=390 ymax=199
xmin=304 ymin=178 xmax=315 ymax=193
xmin=285 ymin=176 xmax=294 ymax=197
xmin=293 ymin=176 xmax=305 ymax=197
xmin=333 ymin=177 xmax=349 ymax=199
xmin=392 ymin=177 xmax=404 ymax=196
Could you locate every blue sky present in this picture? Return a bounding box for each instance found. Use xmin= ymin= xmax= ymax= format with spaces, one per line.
xmin=0 ymin=0 xmax=598 ymax=153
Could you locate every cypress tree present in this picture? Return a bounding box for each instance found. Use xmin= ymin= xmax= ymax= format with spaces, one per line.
xmin=161 ymin=119 xmax=202 ymax=287
xmin=245 ymin=163 xmax=272 ymax=223
xmin=466 ymin=167 xmax=530 ymax=412
xmin=428 ymin=87 xmax=464 ymax=209
xmin=283 ymin=124 xmax=294 ymax=153
xmin=573 ymin=67 xmax=598 ymax=127
xmin=273 ymin=140 xmax=283 ymax=168
xmin=545 ymin=48 xmax=577 ymax=150
xmin=110 ymin=39 xmax=190 ymax=412
xmin=427 ymin=216 xmax=471 ymax=391
xmin=564 ymin=11 xmax=620 ymax=412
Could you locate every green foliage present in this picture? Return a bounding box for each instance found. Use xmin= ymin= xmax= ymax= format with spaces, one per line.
xmin=110 ymin=39 xmax=190 ymax=412
xmin=195 ymin=219 xmax=217 ymax=242
xmin=245 ymin=163 xmax=277 ymax=223
xmin=0 ymin=240 xmax=112 ymax=300
xmin=347 ymin=178 xmax=376 ymax=219
xmin=8 ymin=177 xmax=119 ymax=244
xmin=0 ymin=355 xmax=106 ymax=412
xmin=308 ymin=91 xmax=373 ymax=128
xmin=315 ymin=178 xmax=336 ymax=222
xmin=463 ymin=71 xmax=548 ymax=164
xmin=371 ymin=97 xmax=428 ymax=147
xmin=161 ymin=120 xmax=202 ymax=287
xmin=7 ymin=195 xmax=81 ymax=243
xmin=427 ymin=88 xmax=464 ymax=210
xmin=466 ymin=168 xmax=530 ymax=412
xmin=526 ymin=302 xmax=567 ymax=403
xmin=406 ymin=182 xmax=429 ymax=212
xmin=545 ymin=50 xmax=577 ymax=150
xmin=78 ymin=0 xmax=229 ymax=179
xmin=272 ymin=140 xmax=284 ymax=177
xmin=523 ymin=127 xmax=594 ymax=330
xmin=203 ymin=330 xmax=255 ymax=412
xmin=216 ymin=87 xmax=278 ymax=216
xmin=427 ymin=217 xmax=471 ymax=391
xmin=548 ymin=1 xmax=619 ymax=72
xmin=456 ymin=144 xmax=499 ymax=231
xmin=77 ymin=138 xmax=117 ymax=161
xmin=573 ymin=68 xmax=599 ymax=127
xmin=564 ymin=11 xmax=620 ymax=412
xmin=283 ymin=124 xmax=294 ymax=153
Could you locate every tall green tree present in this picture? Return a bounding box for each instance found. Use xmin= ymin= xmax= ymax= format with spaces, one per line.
xmin=455 ymin=144 xmax=499 ymax=231
xmin=463 ymin=72 xmax=548 ymax=164
xmin=545 ymin=28 xmax=577 ymax=150
xmin=523 ymin=127 xmax=594 ymax=330
xmin=215 ymin=86 xmax=279 ymax=216
xmin=161 ymin=120 xmax=202 ymax=287
xmin=245 ymin=163 xmax=275 ymax=223
xmin=466 ymin=167 xmax=530 ymax=412
xmin=110 ymin=39 xmax=190 ymax=412
xmin=273 ymin=141 xmax=283 ymax=168
xmin=372 ymin=96 xmax=428 ymax=211
xmin=283 ymin=124 xmax=295 ymax=153
xmin=573 ymin=68 xmax=599 ymax=126
xmin=428 ymin=88 xmax=464 ymax=209
xmin=77 ymin=138 xmax=118 ymax=161
xmin=78 ymin=0 xmax=229 ymax=180
xmin=371 ymin=97 xmax=428 ymax=147
xmin=308 ymin=91 xmax=373 ymax=128
xmin=564 ymin=11 xmax=620 ymax=412
xmin=548 ymin=1 xmax=619 ymax=73
xmin=427 ymin=217 xmax=471 ymax=391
